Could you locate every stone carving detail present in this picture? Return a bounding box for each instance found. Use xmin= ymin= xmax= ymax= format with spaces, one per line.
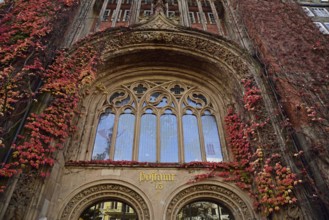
xmin=271 ymin=204 xmax=305 ymax=220
xmin=136 ymin=13 xmax=179 ymax=30
xmin=285 ymin=204 xmax=304 ymax=220
xmin=60 ymin=184 xmax=150 ymax=220
xmin=166 ymin=184 xmax=254 ymax=220
xmin=5 ymin=174 xmax=43 ymax=220
xmin=100 ymin=29 xmax=251 ymax=78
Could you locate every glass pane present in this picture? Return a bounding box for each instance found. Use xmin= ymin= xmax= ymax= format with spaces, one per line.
xmin=183 ymin=114 xmax=202 ymax=162
xmin=139 ymin=110 xmax=156 ymax=162
xmin=109 ymin=92 xmax=124 ymax=103
xmin=92 ymin=111 xmax=115 ymax=160
xmin=150 ymin=92 xmax=160 ymax=102
xmin=115 ymin=96 xmax=130 ymax=106
xmin=177 ymin=201 xmax=235 ymax=220
xmin=114 ymin=109 xmax=135 ymax=160
xmin=202 ymin=115 xmax=223 ymax=162
xmin=160 ymin=111 xmax=179 ymax=162
xmin=156 ymin=97 xmax=168 ymax=107
xmin=79 ymin=200 xmax=137 ymax=220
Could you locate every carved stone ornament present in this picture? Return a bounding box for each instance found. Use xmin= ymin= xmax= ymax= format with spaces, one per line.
xmin=59 ymin=184 xmax=150 ymax=220
xmin=135 ymin=12 xmax=179 ymax=30
xmin=71 ymin=16 xmax=253 ymax=81
xmin=96 ymin=29 xmax=251 ymax=79
xmin=5 ymin=174 xmax=43 ymax=220
xmin=270 ymin=204 xmax=305 ymax=220
xmin=166 ymin=184 xmax=254 ymax=220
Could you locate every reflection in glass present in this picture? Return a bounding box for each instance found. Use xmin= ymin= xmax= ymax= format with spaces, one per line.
xmin=183 ymin=111 xmax=202 ymax=162
xmin=160 ymin=110 xmax=179 ymax=162
xmin=109 ymin=92 xmax=124 ymax=103
xmin=139 ymin=109 xmax=156 ymax=162
xmin=150 ymin=92 xmax=160 ymax=102
xmin=156 ymin=97 xmax=168 ymax=107
xmin=92 ymin=110 xmax=115 ymax=160
xmin=202 ymin=114 xmax=223 ymax=162
xmin=114 ymin=109 xmax=135 ymax=161
xmin=93 ymin=82 xmax=224 ymax=163
xmin=187 ymin=97 xmax=202 ymax=108
xmin=79 ymin=200 xmax=137 ymax=220
xmin=177 ymin=201 xmax=235 ymax=220
xmin=115 ymin=96 xmax=130 ymax=106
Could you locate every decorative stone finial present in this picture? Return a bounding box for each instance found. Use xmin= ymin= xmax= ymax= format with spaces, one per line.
xmin=154 ymin=0 xmax=166 ymax=14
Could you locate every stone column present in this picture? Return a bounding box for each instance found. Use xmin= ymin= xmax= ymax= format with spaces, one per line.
xmin=135 ymin=0 xmax=142 ymax=23
xmin=196 ymin=0 xmax=207 ymax=31
xmin=112 ymin=0 xmax=123 ymax=27
xmin=184 ymin=0 xmax=191 ymax=26
xmin=99 ymin=0 xmax=110 ymax=22
xmin=96 ymin=0 xmax=109 ymax=31
xmin=166 ymin=2 xmax=169 ymax=17
xmin=178 ymin=0 xmax=190 ymax=26
xmin=208 ymin=0 xmax=223 ymax=35
xmin=129 ymin=0 xmax=138 ymax=25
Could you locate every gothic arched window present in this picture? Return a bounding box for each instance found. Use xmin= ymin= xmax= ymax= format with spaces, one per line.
xmin=92 ymin=81 xmax=223 ymax=163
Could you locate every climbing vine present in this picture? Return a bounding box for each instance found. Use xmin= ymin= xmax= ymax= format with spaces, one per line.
xmin=185 ymin=79 xmax=301 ymax=215
xmin=66 ymin=79 xmax=301 ymax=216
xmin=234 ymin=0 xmax=329 ymax=212
xmin=0 ymin=0 xmax=327 ymax=217
xmin=0 ymin=0 xmax=93 ymax=191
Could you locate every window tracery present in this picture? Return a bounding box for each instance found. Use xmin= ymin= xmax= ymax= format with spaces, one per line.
xmin=92 ymin=80 xmax=223 ymax=163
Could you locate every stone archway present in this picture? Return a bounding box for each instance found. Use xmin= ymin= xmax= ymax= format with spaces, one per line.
xmin=165 ymin=184 xmax=255 ymax=220
xmin=67 ymin=23 xmax=262 ymax=162
xmin=59 ymin=183 xmax=150 ymax=220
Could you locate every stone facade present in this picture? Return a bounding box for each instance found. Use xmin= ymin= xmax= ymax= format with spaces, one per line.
xmin=1 ymin=0 xmax=329 ymax=219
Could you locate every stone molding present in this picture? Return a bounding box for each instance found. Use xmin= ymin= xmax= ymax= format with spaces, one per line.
xmin=66 ymin=22 xmax=260 ymax=162
xmin=135 ymin=12 xmax=180 ymax=30
xmin=165 ymin=184 xmax=254 ymax=220
xmin=69 ymin=19 xmax=257 ymax=81
xmin=99 ymin=30 xmax=252 ymax=78
xmin=59 ymin=183 xmax=150 ymax=220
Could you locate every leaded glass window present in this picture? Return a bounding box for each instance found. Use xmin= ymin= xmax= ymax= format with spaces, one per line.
xmin=92 ymin=81 xmax=223 ymax=162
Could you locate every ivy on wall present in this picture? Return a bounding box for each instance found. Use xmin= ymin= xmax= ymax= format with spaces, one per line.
xmin=0 ymin=0 xmax=326 ymax=217
xmin=67 ymin=79 xmax=301 ymax=216
xmin=0 ymin=0 xmax=97 ymax=190
xmin=235 ymin=0 xmax=329 ymax=211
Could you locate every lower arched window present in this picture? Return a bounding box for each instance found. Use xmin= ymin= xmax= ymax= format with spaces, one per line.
xmin=79 ymin=200 xmax=137 ymax=220
xmin=92 ymin=80 xmax=223 ymax=163
xmin=177 ymin=200 xmax=234 ymax=220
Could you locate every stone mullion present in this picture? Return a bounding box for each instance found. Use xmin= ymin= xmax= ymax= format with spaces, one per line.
xmin=178 ymin=105 xmax=184 ymax=163
xmin=208 ymin=0 xmax=223 ymax=35
xmin=156 ymin=112 xmax=161 ymax=162
xmin=112 ymin=0 xmax=123 ymax=27
xmin=109 ymin=110 xmax=121 ymax=160
xmin=196 ymin=0 xmax=207 ymax=31
xmin=197 ymin=111 xmax=206 ymax=161
xmin=132 ymin=108 xmax=142 ymax=161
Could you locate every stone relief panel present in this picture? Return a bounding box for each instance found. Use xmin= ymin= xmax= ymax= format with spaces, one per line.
xmin=4 ymin=174 xmax=43 ymax=220
xmin=100 ymin=30 xmax=251 ymax=79
xmin=166 ymin=184 xmax=255 ymax=220
xmin=59 ymin=183 xmax=150 ymax=220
